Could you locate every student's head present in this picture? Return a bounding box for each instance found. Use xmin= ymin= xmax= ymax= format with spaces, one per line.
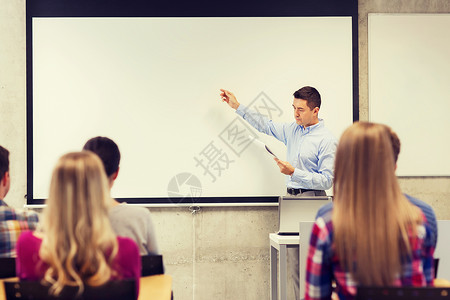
xmin=0 ymin=146 xmax=11 ymax=199
xmin=83 ymin=136 xmax=120 ymax=186
xmin=332 ymin=122 xmax=421 ymax=286
xmin=387 ymin=125 xmax=401 ymax=164
xmin=41 ymin=151 xmax=118 ymax=295
xmin=292 ymin=86 xmax=321 ymax=127
xmin=333 ymin=122 xmax=397 ymax=194
xmin=46 ymin=151 xmax=111 ymax=221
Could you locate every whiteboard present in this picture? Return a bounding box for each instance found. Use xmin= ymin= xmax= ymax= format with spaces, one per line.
xmin=32 ymin=17 xmax=354 ymax=200
xmin=369 ymin=14 xmax=450 ymax=176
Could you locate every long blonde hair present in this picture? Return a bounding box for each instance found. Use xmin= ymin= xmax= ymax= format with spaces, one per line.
xmin=332 ymin=122 xmax=422 ymax=286
xmin=39 ymin=151 xmax=118 ymax=295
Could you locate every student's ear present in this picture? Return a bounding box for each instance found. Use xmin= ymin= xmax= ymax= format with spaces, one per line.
xmin=0 ymin=171 xmax=11 ymax=198
xmin=1 ymin=171 xmax=9 ymax=186
xmin=108 ymin=169 xmax=119 ymax=189
xmin=111 ymin=167 xmax=119 ymax=181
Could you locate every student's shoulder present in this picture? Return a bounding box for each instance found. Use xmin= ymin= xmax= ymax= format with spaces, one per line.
xmin=17 ymin=230 xmax=37 ymax=241
xmin=19 ymin=209 xmax=40 ymax=222
xmin=316 ymin=202 xmax=333 ymax=220
xmin=404 ymin=194 xmax=436 ymax=220
xmin=16 ymin=231 xmax=42 ymax=254
xmin=405 ymin=193 xmax=432 ymax=209
xmin=117 ymin=236 xmax=140 ymax=257
xmin=313 ymin=202 xmax=334 ymax=236
xmin=0 ymin=205 xmax=39 ymax=223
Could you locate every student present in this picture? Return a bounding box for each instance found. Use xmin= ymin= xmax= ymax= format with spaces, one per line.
xmin=83 ymin=136 xmax=159 ymax=255
xmin=305 ymin=122 xmax=435 ymax=300
xmin=0 ymin=145 xmax=39 ymax=257
xmin=16 ymin=152 xmax=141 ymax=297
xmin=316 ymin=124 xmax=438 ymax=264
xmin=221 ymin=86 xmax=337 ymax=299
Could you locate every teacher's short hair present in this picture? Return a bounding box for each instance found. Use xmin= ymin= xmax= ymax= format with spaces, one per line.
xmin=293 ymin=86 xmax=321 ymax=110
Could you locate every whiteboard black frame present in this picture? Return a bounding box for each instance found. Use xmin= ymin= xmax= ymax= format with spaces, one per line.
xmin=26 ymin=0 xmax=359 ymax=205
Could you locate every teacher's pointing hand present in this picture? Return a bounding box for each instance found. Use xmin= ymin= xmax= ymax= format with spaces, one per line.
xmin=220 ymin=89 xmax=240 ymax=110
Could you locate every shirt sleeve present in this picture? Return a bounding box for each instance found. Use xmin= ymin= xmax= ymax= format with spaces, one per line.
xmin=424 ymin=209 xmax=438 ymax=249
xmin=406 ymin=195 xmax=438 ymax=249
xmin=291 ymin=137 xmax=337 ymax=190
xmin=236 ymin=104 xmax=289 ymax=144
xmin=304 ymin=218 xmax=333 ymax=300
xmin=420 ymin=210 xmax=437 ymax=283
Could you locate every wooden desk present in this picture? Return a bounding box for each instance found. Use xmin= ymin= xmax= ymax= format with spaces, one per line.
xmin=0 ymin=275 xmax=172 ymax=300
xmin=0 ymin=278 xmax=13 ymax=300
xmin=139 ymin=274 xmax=172 ymax=300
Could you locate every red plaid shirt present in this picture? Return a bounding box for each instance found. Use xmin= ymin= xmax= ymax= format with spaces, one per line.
xmin=0 ymin=200 xmax=39 ymax=257
xmin=305 ymin=206 xmax=435 ymax=300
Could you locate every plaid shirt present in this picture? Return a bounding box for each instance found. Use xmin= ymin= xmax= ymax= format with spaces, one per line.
xmin=305 ymin=206 xmax=435 ymax=300
xmin=0 ymin=199 xmax=39 ymax=258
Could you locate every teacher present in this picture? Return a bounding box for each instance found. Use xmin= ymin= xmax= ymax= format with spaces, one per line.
xmin=220 ymin=86 xmax=337 ymax=196
xmin=220 ymin=86 xmax=338 ymax=299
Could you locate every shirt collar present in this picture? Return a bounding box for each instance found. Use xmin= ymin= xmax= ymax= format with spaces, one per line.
xmin=300 ymin=118 xmax=324 ymax=133
xmin=0 ymin=199 xmax=8 ymax=207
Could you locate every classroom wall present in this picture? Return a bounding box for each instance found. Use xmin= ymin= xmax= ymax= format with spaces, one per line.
xmin=358 ymin=0 xmax=450 ymax=220
xmin=0 ymin=0 xmax=449 ymax=299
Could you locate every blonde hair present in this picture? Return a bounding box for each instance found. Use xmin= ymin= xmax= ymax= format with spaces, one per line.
xmin=39 ymin=151 xmax=118 ymax=295
xmin=332 ymin=122 xmax=422 ymax=286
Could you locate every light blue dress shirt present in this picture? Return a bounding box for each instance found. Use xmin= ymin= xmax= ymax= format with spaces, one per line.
xmin=236 ymin=104 xmax=337 ymax=190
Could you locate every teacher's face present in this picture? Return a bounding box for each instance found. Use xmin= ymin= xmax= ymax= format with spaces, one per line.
xmin=293 ymin=98 xmax=318 ymax=127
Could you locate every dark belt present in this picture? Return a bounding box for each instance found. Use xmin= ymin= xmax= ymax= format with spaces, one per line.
xmin=287 ymin=187 xmax=322 ymax=196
